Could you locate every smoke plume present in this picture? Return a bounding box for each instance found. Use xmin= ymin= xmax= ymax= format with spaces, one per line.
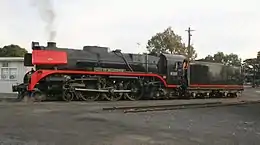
xmin=30 ymin=0 xmax=56 ymax=41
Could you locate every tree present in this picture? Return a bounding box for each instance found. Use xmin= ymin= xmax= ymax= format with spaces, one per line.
xmin=213 ymin=52 xmax=226 ymax=63
xmin=200 ymin=52 xmax=242 ymax=66
xmin=203 ymin=55 xmax=214 ymax=62
xmin=242 ymin=58 xmax=260 ymax=86
xmin=0 ymin=44 xmax=27 ymax=57
xmin=225 ymin=53 xmax=242 ymax=66
xmin=146 ymin=27 xmax=197 ymax=60
xmin=185 ymin=45 xmax=198 ymax=61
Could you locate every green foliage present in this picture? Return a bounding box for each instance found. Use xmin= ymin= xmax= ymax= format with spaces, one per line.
xmin=242 ymin=58 xmax=260 ymax=74
xmin=226 ymin=53 xmax=242 ymax=66
xmin=201 ymin=52 xmax=242 ymax=66
xmin=146 ymin=27 xmax=197 ymax=60
xmin=203 ymin=55 xmax=214 ymax=62
xmin=0 ymin=44 xmax=27 ymax=57
xmin=242 ymin=58 xmax=260 ymax=85
xmin=184 ymin=45 xmax=197 ymax=61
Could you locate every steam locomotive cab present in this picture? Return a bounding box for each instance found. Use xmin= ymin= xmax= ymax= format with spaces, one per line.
xmin=158 ymin=54 xmax=188 ymax=87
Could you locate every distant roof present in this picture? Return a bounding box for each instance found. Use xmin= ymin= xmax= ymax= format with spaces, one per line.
xmin=192 ymin=61 xmax=224 ymax=65
xmin=0 ymin=57 xmax=24 ymax=61
xmin=161 ymin=53 xmax=186 ymax=61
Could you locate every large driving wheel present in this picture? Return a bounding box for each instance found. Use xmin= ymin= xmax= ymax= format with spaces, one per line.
xmin=78 ymin=91 xmax=100 ymax=102
xmin=62 ymin=89 xmax=74 ymax=102
xmin=102 ymin=80 xmax=124 ymax=101
xmin=124 ymin=80 xmax=144 ymax=101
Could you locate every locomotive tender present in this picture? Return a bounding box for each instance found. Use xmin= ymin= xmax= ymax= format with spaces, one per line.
xmin=12 ymin=42 xmax=244 ymax=101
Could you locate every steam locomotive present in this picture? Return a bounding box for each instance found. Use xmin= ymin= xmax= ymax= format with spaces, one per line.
xmin=12 ymin=42 xmax=244 ymax=101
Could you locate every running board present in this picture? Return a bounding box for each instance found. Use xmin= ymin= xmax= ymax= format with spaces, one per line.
xmin=75 ymin=88 xmax=132 ymax=93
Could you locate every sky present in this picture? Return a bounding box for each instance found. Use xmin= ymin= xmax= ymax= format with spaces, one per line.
xmin=0 ymin=0 xmax=260 ymax=60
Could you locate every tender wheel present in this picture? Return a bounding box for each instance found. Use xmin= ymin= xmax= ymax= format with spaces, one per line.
xmin=124 ymin=80 xmax=144 ymax=101
xmin=62 ymin=90 xmax=74 ymax=102
xmin=78 ymin=92 xmax=100 ymax=102
xmin=228 ymin=93 xmax=237 ymax=98
xmin=209 ymin=91 xmax=219 ymax=98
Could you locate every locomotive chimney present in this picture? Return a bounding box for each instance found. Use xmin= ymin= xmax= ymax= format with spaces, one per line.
xmin=31 ymin=41 xmax=41 ymax=50
xmin=47 ymin=42 xmax=56 ymax=48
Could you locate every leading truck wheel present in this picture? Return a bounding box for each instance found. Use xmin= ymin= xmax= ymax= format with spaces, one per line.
xmin=31 ymin=90 xmax=46 ymax=102
xmin=17 ymin=91 xmax=26 ymax=101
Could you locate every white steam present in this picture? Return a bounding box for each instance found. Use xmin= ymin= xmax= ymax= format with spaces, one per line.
xmin=30 ymin=0 xmax=56 ymax=41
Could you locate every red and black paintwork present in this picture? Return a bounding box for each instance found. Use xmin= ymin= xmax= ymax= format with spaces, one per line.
xmin=12 ymin=42 xmax=244 ymax=101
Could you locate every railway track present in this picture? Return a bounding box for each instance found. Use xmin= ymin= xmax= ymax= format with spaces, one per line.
xmin=103 ymin=100 xmax=260 ymax=113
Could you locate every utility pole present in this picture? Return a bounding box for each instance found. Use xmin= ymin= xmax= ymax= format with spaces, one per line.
xmin=185 ymin=27 xmax=195 ymax=50
xmin=137 ymin=42 xmax=141 ymax=52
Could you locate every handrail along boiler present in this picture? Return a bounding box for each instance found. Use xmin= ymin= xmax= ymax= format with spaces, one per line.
xmin=12 ymin=42 xmax=244 ymax=101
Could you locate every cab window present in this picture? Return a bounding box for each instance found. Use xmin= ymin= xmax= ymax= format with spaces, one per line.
xmin=174 ymin=62 xmax=183 ymax=71
xmin=177 ymin=62 xmax=183 ymax=69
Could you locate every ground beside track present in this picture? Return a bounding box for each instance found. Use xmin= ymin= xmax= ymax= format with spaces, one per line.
xmin=1 ymin=87 xmax=259 ymax=106
xmin=0 ymin=99 xmax=260 ymax=144
xmin=0 ymin=88 xmax=259 ymax=145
